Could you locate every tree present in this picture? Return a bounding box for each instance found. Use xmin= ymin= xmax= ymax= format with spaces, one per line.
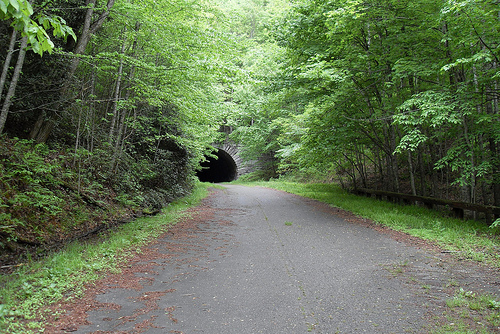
xmin=246 ymin=0 xmax=500 ymax=206
xmin=28 ymin=0 xmax=114 ymax=143
xmin=0 ymin=0 xmax=76 ymax=133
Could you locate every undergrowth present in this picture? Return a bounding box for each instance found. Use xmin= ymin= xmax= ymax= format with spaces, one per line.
xmin=0 ymin=136 xmax=192 ymax=262
xmin=238 ymin=181 xmax=500 ymax=268
xmin=0 ymin=182 xmax=211 ymax=334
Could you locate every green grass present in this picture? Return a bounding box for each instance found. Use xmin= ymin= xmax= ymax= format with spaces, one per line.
xmin=236 ymin=181 xmax=500 ymax=268
xmin=435 ymin=288 xmax=500 ymax=334
xmin=0 ymin=182 xmax=213 ymax=334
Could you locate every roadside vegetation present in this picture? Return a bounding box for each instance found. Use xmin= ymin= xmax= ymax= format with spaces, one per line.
xmin=0 ymin=177 xmax=498 ymax=333
xmin=228 ymin=0 xmax=500 ymax=211
xmin=0 ymin=0 xmax=240 ymax=276
xmin=0 ymin=136 xmax=186 ymax=255
xmin=0 ymin=182 xmax=211 ymax=334
xmin=439 ymin=287 xmax=500 ymax=333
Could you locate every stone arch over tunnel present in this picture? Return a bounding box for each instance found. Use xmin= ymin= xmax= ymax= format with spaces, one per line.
xmin=197 ymin=149 xmax=238 ymax=183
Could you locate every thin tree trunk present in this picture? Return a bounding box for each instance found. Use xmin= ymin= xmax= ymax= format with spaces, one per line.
xmin=492 ymin=62 xmax=500 ymax=207
xmin=491 ymin=139 xmax=500 ymax=207
xmin=408 ymin=150 xmax=416 ymax=196
xmin=389 ymin=123 xmax=400 ymax=192
xmin=30 ymin=0 xmax=116 ymax=142
xmin=108 ymin=28 xmax=127 ymax=144
xmin=68 ymin=0 xmax=116 ymax=79
xmin=461 ymin=112 xmax=476 ymax=208
xmin=375 ymin=147 xmax=384 ymax=189
xmin=0 ymin=29 xmax=18 ymax=102
xmin=0 ymin=36 xmax=28 ymax=133
xmin=110 ymin=24 xmax=141 ymax=171
xmin=418 ymin=146 xmax=426 ymax=196
xmin=74 ymin=106 xmax=82 ymax=164
xmin=111 ymin=108 xmax=127 ymax=171
xmin=429 ymin=143 xmax=439 ymax=197
xmin=86 ymin=68 xmax=96 ymax=152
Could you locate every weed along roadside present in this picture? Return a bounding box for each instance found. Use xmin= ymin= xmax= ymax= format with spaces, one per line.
xmin=0 ymin=183 xmax=214 ymax=334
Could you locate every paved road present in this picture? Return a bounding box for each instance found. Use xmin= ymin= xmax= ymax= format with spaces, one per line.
xmin=57 ymin=185 xmax=496 ymax=333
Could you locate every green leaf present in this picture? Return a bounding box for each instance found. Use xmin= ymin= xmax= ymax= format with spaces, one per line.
xmin=23 ymin=0 xmax=32 ymax=15
xmin=40 ymin=16 xmax=50 ymax=30
xmin=8 ymin=0 xmax=19 ymax=11
xmin=0 ymin=0 xmax=8 ymax=14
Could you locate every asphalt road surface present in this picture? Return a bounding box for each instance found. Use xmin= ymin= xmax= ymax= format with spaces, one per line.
xmin=52 ymin=184 xmax=500 ymax=333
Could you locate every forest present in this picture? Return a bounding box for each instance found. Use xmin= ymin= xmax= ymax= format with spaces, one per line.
xmin=0 ymin=0 xmax=499 ymax=252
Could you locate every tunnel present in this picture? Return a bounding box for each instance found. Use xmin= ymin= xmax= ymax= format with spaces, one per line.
xmin=197 ymin=149 xmax=237 ymax=183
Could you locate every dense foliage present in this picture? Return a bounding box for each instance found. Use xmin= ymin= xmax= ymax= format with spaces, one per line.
xmin=229 ymin=0 xmax=500 ymax=208
xmin=0 ymin=137 xmax=137 ymax=251
xmin=2 ymin=0 xmax=500 ymax=250
xmin=0 ymin=0 xmax=239 ymax=250
xmin=1 ymin=1 xmax=500 ymax=330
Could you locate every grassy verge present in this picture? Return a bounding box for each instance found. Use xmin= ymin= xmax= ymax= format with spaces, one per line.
xmin=0 ymin=182 xmax=213 ymax=334
xmin=237 ymin=181 xmax=500 ymax=268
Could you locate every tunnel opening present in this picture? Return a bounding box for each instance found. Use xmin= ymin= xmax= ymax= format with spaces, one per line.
xmin=197 ymin=149 xmax=237 ymax=183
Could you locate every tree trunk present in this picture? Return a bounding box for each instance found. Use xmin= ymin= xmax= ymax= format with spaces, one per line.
xmin=0 ymin=29 xmax=18 ymax=102
xmin=110 ymin=24 xmax=141 ymax=171
xmin=490 ymin=138 xmax=500 ymax=207
xmin=74 ymin=107 xmax=82 ymax=164
xmin=373 ymin=146 xmax=384 ymax=189
xmin=388 ymin=123 xmax=400 ymax=192
xmin=418 ymin=146 xmax=426 ymax=196
xmin=492 ymin=62 xmax=500 ymax=207
xmin=109 ymin=27 xmax=127 ymax=144
xmin=68 ymin=0 xmax=116 ymax=80
xmin=111 ymin=108 xmax=128 ymax=172
xmin=29 ymin=115 xmax=54 ymax=143
xmin=428 ymin=143 xmax=439 ymax=197
xmin=30 ymin=0 xmax=116 ymax=142
xmin=408 ymin=150 xmax=416 ymax=196
xmin=83 ymin=67 xmax=96 ymax=152
xmin=0 ymin=36 xmax=28 ymax=134
xmin=462 ymin=117 xmax=476 ymax=205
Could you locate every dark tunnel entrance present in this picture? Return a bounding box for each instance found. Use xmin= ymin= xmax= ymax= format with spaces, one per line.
xmin=197 ymin=149 xmax=237 ymax=183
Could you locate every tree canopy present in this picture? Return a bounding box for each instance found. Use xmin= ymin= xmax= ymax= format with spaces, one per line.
xmin=1 ymin=0 xmax=499 ymax=213
xmin=226 ymin=0 xmax=500 ymax=208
